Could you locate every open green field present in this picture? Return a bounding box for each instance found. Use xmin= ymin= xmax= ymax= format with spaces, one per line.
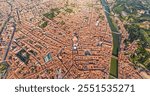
xmin=110 ymin=58 xmax=118 ymax=78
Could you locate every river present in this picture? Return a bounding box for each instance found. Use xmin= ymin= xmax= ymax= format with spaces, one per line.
xmin=100 ymin=0 xmax=121 ymax=78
